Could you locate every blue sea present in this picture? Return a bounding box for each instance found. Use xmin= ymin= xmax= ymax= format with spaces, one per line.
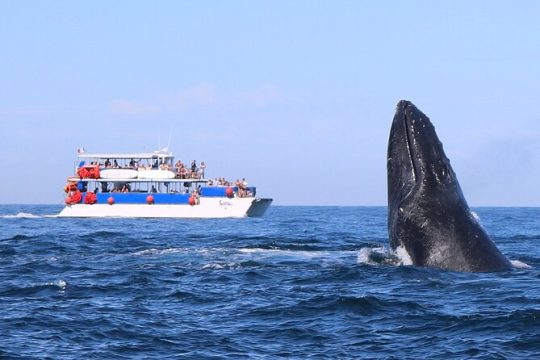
xmin=1 ymin=205 xmax=539 ymax=359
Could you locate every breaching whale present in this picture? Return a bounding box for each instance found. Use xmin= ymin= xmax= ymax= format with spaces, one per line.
xmin=387 ymin=100 xmax=512 ymax=272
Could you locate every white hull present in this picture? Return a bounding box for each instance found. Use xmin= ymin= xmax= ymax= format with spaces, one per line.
xmin=58 ymin=197 xmax=272 ymax=218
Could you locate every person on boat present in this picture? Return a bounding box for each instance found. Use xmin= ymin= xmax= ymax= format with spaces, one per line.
xmin=235 ymin=179 xmax=244 ymax=198
xmin=199 ymin=161 xmax=206 ymax=178
xmin=190 ymin=160 xmax=198 ymax=178
xmin=174 ymin=160 xmax=184 ymax=173
xmin=179 ymin=166 xmax=187 ymax=179
xmin=105 ymin=159 xmax=111 ymax=168
xmin=129 ymin=159 xmax=136 ymax=168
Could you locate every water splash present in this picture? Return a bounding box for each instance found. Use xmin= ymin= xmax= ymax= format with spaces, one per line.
xmin=356 ymin=245 xmax=413 ymax=267
xmin=511 ymin=260 xmax=532 ymax=269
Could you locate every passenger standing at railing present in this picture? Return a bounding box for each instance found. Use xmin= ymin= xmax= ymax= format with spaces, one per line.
xmin=190 ymin=160 xmax=198 ymax=178
xmin=180 ymin=166 xmax=187 ymax=179
xmin=199 ymin=161 xmax=206 ymax=178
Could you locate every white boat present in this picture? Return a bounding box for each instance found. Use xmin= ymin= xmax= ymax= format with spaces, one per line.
xmin=58 ymin=149 xmax=272 ymax=218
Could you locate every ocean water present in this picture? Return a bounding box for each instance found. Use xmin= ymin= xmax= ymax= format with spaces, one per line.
xmin=0 ymin=205 xmax=539 ymax=359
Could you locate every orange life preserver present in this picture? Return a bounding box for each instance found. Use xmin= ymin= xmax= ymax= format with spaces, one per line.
xmin=84 ymin=192 xmax=97 ymax=204
xmin=65 ymin=190 xmax=82 ymax=205
xmin=77 ymin=165 xmax=100 ymax=179
xmin=64 ymin=182 xmax=78 ymax=193
xmin=77 ymin=167 xmax=90 ymax=178
xmin=88 ymin=165 xmax=100 ymax=179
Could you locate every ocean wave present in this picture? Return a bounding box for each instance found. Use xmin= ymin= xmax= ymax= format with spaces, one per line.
xmin=335 ymin=295 xmax=426 ymax=314
xmin=508 ymin=234 xmax=540 ymax=240
xmin=77 ymin=230 xmax=128 ymax=240
xmin=0 ymin=279 xmax=67 ymax=297
xmin=132 ymin=247 xmax=189 ymax=256
xmin=1 ymin=234 xmax=38 ymax=241
xmin=1 ymin=212 xmax=41 ymax=219
xmin=202 ymin=262 xmax=241 ymax=270
xmin=238 ymin=247 xmax=357 ymax=260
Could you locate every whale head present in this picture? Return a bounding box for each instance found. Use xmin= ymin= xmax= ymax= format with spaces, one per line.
xmin=386 ymin=100 xmax=511 ymax=272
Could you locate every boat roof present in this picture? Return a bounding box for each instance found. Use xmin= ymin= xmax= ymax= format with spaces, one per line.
xmin=68 ymin=177 xmax=208 ymax=183
xmin=78 ymin=151 xmax=173 ymax=160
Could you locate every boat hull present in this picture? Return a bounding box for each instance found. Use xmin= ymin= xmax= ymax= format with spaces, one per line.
xmin=58 ymin=197 xmax=272 ymax=218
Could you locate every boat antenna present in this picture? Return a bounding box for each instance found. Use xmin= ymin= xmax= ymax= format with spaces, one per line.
xmin=166 ymin=127 xmax=172 ymax=152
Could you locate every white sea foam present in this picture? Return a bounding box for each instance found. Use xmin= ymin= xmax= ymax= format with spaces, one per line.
xmin=239 ymin=248 xmax=322 ymax=257
xmin=55 ymin=279 xmax=68 ymax=290
xmin=132 ymin=247 xmax=188 ymax=256
xmin=393 ymin=245 xmax=413 ymax=266
xmin=356 ymin=246 xmax=412 ymax=266
xmin=239 ymin=248 xmax=356 ymax=261
xmin=1 ymin=212 xmax=41 ymax=219
xmin=511 ymin=260 xmax=532 ymax=269
xmin=40 ymin=279 xmax=67 ymax=291
xmin=356 ymin=247 xmax=384 ymax=265
xmin=357 ymin=246 xmax=399 ymax=266
xmin=202 ymin=262 xmax=239 ymax=270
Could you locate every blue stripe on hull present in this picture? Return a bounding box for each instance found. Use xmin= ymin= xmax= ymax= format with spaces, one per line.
xmin=199 ymin=187 xmax=256 ymax=197
xmin=80 ymin=186 xmax=257 ymax=204
xmin=95 ymin=193 xmax=191 ymax=204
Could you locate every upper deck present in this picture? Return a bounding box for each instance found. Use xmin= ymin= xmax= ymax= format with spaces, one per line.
xmin=78 ymin=150 xmax=174 ymax=161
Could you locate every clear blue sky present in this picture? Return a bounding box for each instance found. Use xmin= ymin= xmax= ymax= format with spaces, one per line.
xmin=1 ymin=1 xmax=539 ymax=205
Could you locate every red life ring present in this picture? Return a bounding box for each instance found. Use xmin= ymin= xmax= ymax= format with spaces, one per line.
xmin=225 ymin=187 xmax=234 ymax=198
xmin=188 ymin=196 xmax=197 ymax=206
xmin=146 ymin=195 xmax=154 ymax=205
xmin=107 ymin=197 xmax=115 ymax=205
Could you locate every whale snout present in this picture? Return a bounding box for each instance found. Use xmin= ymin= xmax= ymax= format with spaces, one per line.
xmin=386 ymin=100 xmax=512 ymax=272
